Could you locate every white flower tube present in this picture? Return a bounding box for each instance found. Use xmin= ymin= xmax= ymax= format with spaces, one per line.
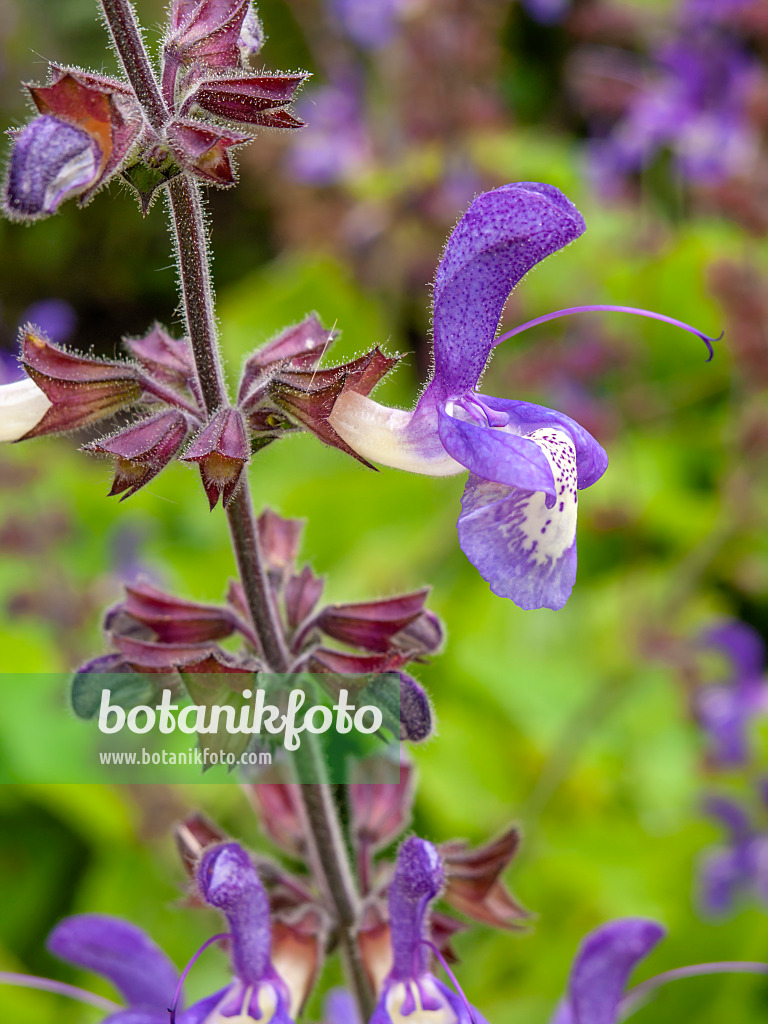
xmin=0 ymin=378 xmax=52 ymax=442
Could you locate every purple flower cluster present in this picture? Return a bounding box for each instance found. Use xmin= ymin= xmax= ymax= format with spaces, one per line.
xmin=6 ymin=838 xmax=768 ymax=1023
xmin=590 ymin=0 xmax=759 ymax=189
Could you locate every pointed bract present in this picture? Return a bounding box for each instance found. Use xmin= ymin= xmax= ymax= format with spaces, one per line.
xmin=167 ymin=118 xmax=250 ymax=186
xmin=19 ymin=328 xmax=142 ymax=437
xmin=182 ymin=73 xmax=308 ymax=126
xmin=350 ymin=757 xmax=414 ymax=851
xmin=123 ymin=323 xmax=195 ymax=387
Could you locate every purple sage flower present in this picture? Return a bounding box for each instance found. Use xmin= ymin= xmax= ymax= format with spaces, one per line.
xmin=550 ymin=917 xmax=768 ymax=1021
xmin=591 ymin=22 xmax=758 ymax=189
xmin=329 ymin=183 xmax=714 ymax=609
xmin=44 ymin=913 xmax=180 ymax=1022
xmin=372 ymin=836 xmax=482 ymax=1024
xmin=0 ymin=841 xmax=297 ymax=1022
xmin=193 ymin=842 xmax=295 ymax=1023
xmin=693 ymin=619 xmax=768 ymax=767
xmin=328 ymin=183 xmax=605 ymax=609
xmin=4 ymin=115 xmax=100 ymax=219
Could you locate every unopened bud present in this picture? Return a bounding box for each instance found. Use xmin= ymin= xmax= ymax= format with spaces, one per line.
xmin=4 ymin=115 xmax=99 ymax=220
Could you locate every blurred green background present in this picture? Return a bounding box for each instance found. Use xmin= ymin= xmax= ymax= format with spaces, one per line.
xmin=2 ymin=0 xmax=768 ymax=1021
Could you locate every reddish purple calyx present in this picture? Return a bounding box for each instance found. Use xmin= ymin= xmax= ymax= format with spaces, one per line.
xmin=182 ymin=406 xmax=250 ymax=509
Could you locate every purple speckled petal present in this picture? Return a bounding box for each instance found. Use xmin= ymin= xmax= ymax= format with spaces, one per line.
xmin=699 ymin=620 xmax=767 ymax=682
xmin=458 ymin=430 xmax=580 ymax=612
xmin=458 ymin=476 xmax=578 ymax=611
xmin=697 ymin=847 xmax=744 ymax=918
xmin=478 ymin=396 xmax=608 ymax=489
xmin=432 ymin=183 xmax=585 ymax=396
xmin=552 ymin=919 xmax=666 ymax=1024
xmin=47 ymin=915 xmax=177 ymax=1011
xmin=437 ymin=405 xmax=556 ymax=496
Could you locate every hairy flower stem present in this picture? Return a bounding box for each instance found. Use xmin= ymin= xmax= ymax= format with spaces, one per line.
xmin=295 ymin=739 xmax=377 ymax=1021
xmin=99 ymin=0 xmax=167 ymax=131
xmin=98 ymin=2 xmax=375 ymax=1017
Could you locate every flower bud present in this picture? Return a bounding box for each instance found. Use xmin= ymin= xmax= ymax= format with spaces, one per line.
xmin=4 ymin=115 xmax=100 ymax=220
xmin=182 ymin=406 xmax=250 ymax=509
xmin=397 ymin=671 xmax=433 ymax=742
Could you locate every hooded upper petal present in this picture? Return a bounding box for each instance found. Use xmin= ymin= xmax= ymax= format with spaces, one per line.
xmin=551 ymin=918 xmax=666 ymax=1024
xmin=432 ymin=183 xmax=585 ymax=396
xmin=46 ymin=914 xmax=178 ymax=1012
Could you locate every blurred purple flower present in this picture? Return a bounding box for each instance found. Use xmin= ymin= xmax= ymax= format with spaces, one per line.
xmin=521 ymin=0 xmax=571 ymax=26
xmin=698 ymin=793 xmax=768 ymax=918
xmin=693 ymin=619 xmax=768 ymax=766
xmin=680 ymin=0 xmax=755 ymax=24
xmin=0 ymin=348 xmax=22 ymax=384
xmin=288 ymin=80 xmax=371 ymax=186
xmin=592 ymin=24 xmax=758 ymax=188
xmin=20 ymin=298 xmax=76 ymax=346
xmin=330 ymin=0 xmax=406 ymax=49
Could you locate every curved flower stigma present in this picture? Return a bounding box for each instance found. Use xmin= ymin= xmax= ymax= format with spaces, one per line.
xmin=419 ymin=941 xmax=477 ymax=1024
xmin=620 ymin=961 xmax=768 ymax=1019
xmin=493 ymin=305 xmax=722 ymax=362
xmin=169 ymin=932 xmax=231 ymax=1024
